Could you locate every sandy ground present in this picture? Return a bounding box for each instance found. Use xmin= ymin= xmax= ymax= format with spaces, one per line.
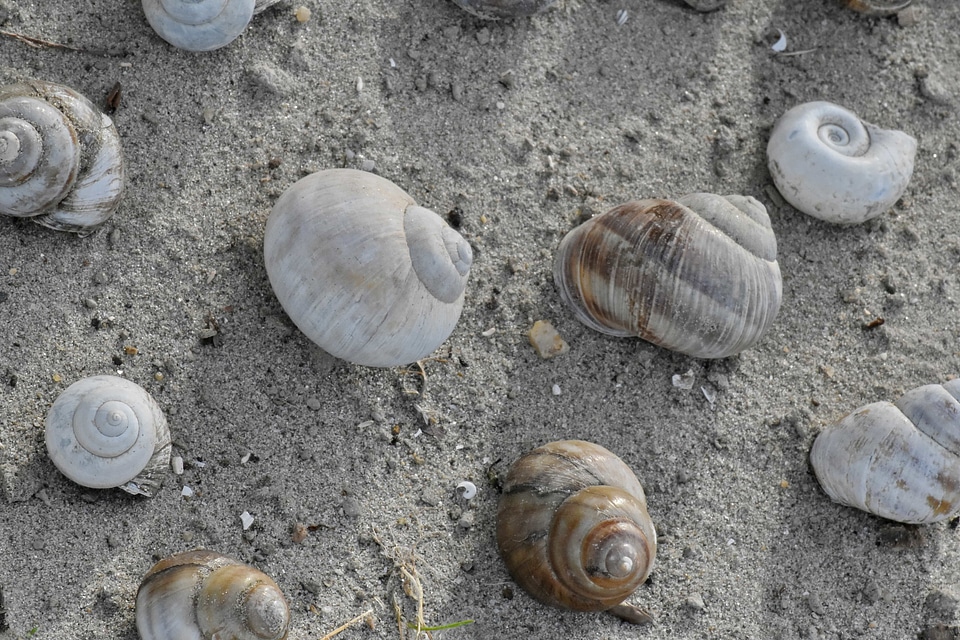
xmin=1 ymin=0 xmax=959 ymax=638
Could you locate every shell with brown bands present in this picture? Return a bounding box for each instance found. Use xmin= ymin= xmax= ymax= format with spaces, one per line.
xmin=553 ymin=194 xmax=782 ymax=359
xmin=843 ymin=0 xmax=911 ymax=16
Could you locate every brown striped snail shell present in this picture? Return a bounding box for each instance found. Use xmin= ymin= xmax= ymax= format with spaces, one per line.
xmin=497 ymin=440 xmax=657 ymax=621
xmin=810 ymin=379 xmax=960 ymax=524
xmin=553 ymin=193 xmax=782 ymax=359
xmin=450 ymin=0 xmax=557 ymax=19
xmin=843 ymin=0 xmax=911 ymax=16
xmin=136 ymin=549 xmax=291 ymax=640
xmin=0 ymin=80 xmax=124 ymax=235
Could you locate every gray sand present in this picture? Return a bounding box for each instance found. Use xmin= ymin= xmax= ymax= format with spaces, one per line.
xmin=2 ymin=1 xmax=959 ymax=638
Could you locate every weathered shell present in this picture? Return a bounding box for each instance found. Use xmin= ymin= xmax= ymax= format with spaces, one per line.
xmin=843 ymin=0 xmax=912 ymax=16
xmin=810 ymin=379 xmax=960 ymax=524
xmin=683 ymin=0 xmax=727 ymax=11
xmin=497 ymin=441 xmax=657 ymax=620
xmin=553 ymin=193 xmax=782 ymax=359
xmin=0 ymin=80 xmax=124 ymax=235
xmin=136 ymin=549 xmax=290 ymax=640
xmin=450 ymin=0 xmax=557 ymax=19
xmin=44 ymin=375 xmax=170 ymax=497
xmin=263 ymin=168 xmax=473 ymax=368
xmin=767 ymin=101 xmax=916 ymax=225
xmin=142 ymin=0 xmax=278 ymax=51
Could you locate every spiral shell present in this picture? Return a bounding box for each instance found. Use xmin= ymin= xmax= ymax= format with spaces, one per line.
xmin=810 ymin=379 xmax=960 ymax=524
xmin=0 ymin=80 xmax=124 ymax=235
xmin=553 ymin=193 xmax=782 ymax=359
xmin=843 ymin=0 xmax=912 ymax=16
xmin=497 ymin=440 xmax=657 ymax=617
xmin=44 ymin=376 xmax=170 ymax=497
xmin=767 ymin=101 xmax=917 ymax=225
xmin=449 ymin=0 xmax=557 ymax=19
xmin=142 ymin=0 xmax=279 ymax=51
xmin=263 ymin=169 xmax=473 ymax=368
xmin=136 ymin=549 xmax=290 ymax=640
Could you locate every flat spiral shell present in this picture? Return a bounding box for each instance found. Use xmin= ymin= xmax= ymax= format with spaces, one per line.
xmin=497 ymin=440 xmax=657 ymax=615
xmin=767 ymin=101 xmax=916 ymax=224
xmin=0 ymin=80 xmax=124 ymax=235
xmin=450 ymin=0 xmax=557 ymax=19
xmin=263 ymin=168 xmax=473 ymax=368
xmin=553 ymin=194 xmax=782 ymax=359
xmin=44 ymin=375 xmax=170 ymax=497
xmin=142 ymin=0 xmax=273 ymax=51
xmin=810 ymin=379 xmax=960 ymax=524
xmin=136 ymin=549 xmax=290 ymax=640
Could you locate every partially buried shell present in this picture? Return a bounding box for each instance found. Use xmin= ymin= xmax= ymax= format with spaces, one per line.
xmin=767 ymin=101 xmax=916 ymax=224
xmin=843 ymin=0 xmax=912 ymax=16
xmin=553 ymin=193 xmax=782 ymax=359
xmin=136 ymin=549 xmax=290 ymax=640
xmin=810 ymin=379 xmax=960 ymax=524
xmin=263 ymin=169 xmax=473 ymax=368
xmin=142 ymin=0 xmax=280 ymax=52
xmin=44 ymin=375 xmax=170 ymax=497
xmin=0 ymin=80 xmax=124 ymax=235
xmin=449 ymin=0 xmax=557 ymax=19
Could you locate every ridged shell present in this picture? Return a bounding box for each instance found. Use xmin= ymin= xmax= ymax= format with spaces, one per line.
xmin=767 ymin=101 xmax=916 ymax=225
xmin=263 ymin=169 xmax=473 ymax=368
xmin=136 ymin=549 xmax=290 ymax=640
xmin=450 ymin=0 xmax=557 ymax=19
xmin=0 ymin=80 xmax=124 ymax=235
xmin=497 ymin=440 xmax=657 ymax=614
xmin=44 ymin=375 xmax=170 ymax=497
xmin=810 ymin=379 xmax=960 ymax=524
xmin=553 ymin=193 xmax=782 ymax=359
xmin=142 ymin=0 xmax=273 ymax=51
xmin=843 ymin=0 xmax=912 ymax=16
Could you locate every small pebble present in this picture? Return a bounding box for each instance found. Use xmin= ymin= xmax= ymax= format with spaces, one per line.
xmin=528 ymin=320 xmax=569 ymax=359
xmin=684 ymin=592 xmax=706 ymax=611
xmin=806 ymin=591 xmax=826 ymax=615
xmin=305 ymin=397 xmax=322 ymax=411
xmin=421 ymin=490 xmax=441 ymax=507
xmin=294 ymin=5 xmax=311 ymax=21
xmin=551 ymin=384 xmax=562 ymax=396
xmin=925 ymin=589 xmax=959 ymax=617
xmin=181 ymin=486 xmax=194 ymax=498
xmin=83 ymin=298 xmax=97 ymax=309
xmin=171 ymin=456 xmax=184 ymax=475
xmin=342 ymin=497 xmax=362 ymax=518
xmin=672 ymin=369 xmax=695 ymax=390
xmin=240 ymin=511 xmax=255 ymax=530
xmin=457 ymin=511 xmax=475 ymax=529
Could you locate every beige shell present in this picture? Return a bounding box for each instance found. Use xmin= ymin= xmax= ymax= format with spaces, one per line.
xmin=136 ymin=549 xmax=290 ymax=640
xmin=810 ymin=379 xmax=960 ymax=524
xmin=0 ymin=80 xmax=124 ymax=235
xmin=44 ymin=375 xmax=170 ymax=497
xmin=843 ymin=0 xmax=911 ymax=16
xmin=263 ymin=169 xmax=473 ymax=367
xmin=553 ymin=194 xmax=782 ymax=359
xmin=497 ymin=440 xmax=657 ymax=622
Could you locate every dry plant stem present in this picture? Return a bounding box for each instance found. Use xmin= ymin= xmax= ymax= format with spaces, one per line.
xmin=318 ymin=608 xmax=374 ymax=640
xmin=0 ymin=29 xmax=120 ymax=55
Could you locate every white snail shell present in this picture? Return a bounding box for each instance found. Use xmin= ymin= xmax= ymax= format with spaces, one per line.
xmin=136 ymin=549 xmax=290 ymax=640
xmin=450 ymin=0 xmax=557 ymax=19
xmin=810 ymin=379 xmax=960 ymax=524
xmin=553 ymin=193 xmax=782 ymax=359
xmin=142 ymin=0 xmax=278 ymax=52
xmin=767 ymin=101 xmax=917 ymax=225
xmin=44 ymin=375 xmax=170 ymax=497
xmin=0 ymin=80 xmax=124 ymax=235
xmin=497 ymin=440 xmax=657 ymax=617
xmin=263 ymin=169 xmax=473 ymax=368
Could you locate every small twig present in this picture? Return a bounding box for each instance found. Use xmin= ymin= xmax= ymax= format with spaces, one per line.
xmin=0 ymin=29 xmax=123 ymax=56
xmin=774 ymin=47 xmax=820 ymax=57
xmin=318 ymin=608 xmax=374 ymax=640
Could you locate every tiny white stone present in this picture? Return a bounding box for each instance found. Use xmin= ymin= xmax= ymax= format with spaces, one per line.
xmin=552 ymin=384 xmax=562 ymax=396
xmin=171 ymin=456 xmax=184 ymax=475
xmin=356 ymin=76 xmax=364 ymax=92
xmin=181 ymin=485 xmax=194 ymax=498
xmin=240 ymin=452 xmax=252 ymax=464
xmin=240 ymin=511 xmax=255 ymax=530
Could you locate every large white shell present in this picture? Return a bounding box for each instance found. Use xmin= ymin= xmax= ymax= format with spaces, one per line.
xmin=44 ymin=375 xmax=170 ymax=497
xmin=0 ymin=80 xmax=125 ymax=235
xmin=263 ymin=169 xmax=473 ymax=368
xmin=136 ymin=549 xmax=290 ymax=640
xmin=767 ymin=101 xmax=916 ymax=225
xmin=553 ymin=193 xmax=782 ymax=359
xmin=142 ymin=0 xmax=270 ymax=52
xmin=810 ymin=379 xmax=960 ymax=524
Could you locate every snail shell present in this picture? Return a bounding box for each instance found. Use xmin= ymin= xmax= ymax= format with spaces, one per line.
xmin=497 ymin=440 xmax=657 ymax=616
xmin=136 ymin=549 xmax=290 ymax=640
xmin=810 ymin=379 xmax=960 ymax=524
xmin=263 ymin=168 xmax=473 ymax=368
xmin=142 ymin=0 xmax=279 ymax=52
xmin=449 ymin=0 xmax=557 ymax=19
xmin=767 ymin=101 xmax=917 ymax=225
xmin=843 ymin=0 xmax=912 ymax=16
xmin=0 ymin=80 xmax=124 ymax=235
xmin=553 ymin=193 xmax=782 ymax=359
xmin=44 ymin=375 xmax=170 ymax=497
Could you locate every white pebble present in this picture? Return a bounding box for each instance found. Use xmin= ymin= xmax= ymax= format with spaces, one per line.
xmin=171 ymin=456 xmax=184 ymax=475
xmin=180 ymin=485 xmax=194 ymax=498
xmin=551 ymin=384 xmax=562 ymax=396
xmin=240 ymin=511 xmax=255 ymax=530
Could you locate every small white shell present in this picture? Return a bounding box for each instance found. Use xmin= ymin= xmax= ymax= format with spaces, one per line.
xmin=44 ymin=375 xmax=170 ymax=497
xmin=553 ymin=193 xmax=782 ymax=359
xmin=263 ymin=169 xmax=473 ymax=367
xmin=142 ymin=0 xmax=277 ymax=51
xmin=0 ymin=80 xmax=124 ymax=235
xmin=810 ymin=379 xmax=960 ymax=524
xmin=767 ymin=101 xmax=917 ymax=225
xmin=136 ymin=549 xmax=290 ymax=640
